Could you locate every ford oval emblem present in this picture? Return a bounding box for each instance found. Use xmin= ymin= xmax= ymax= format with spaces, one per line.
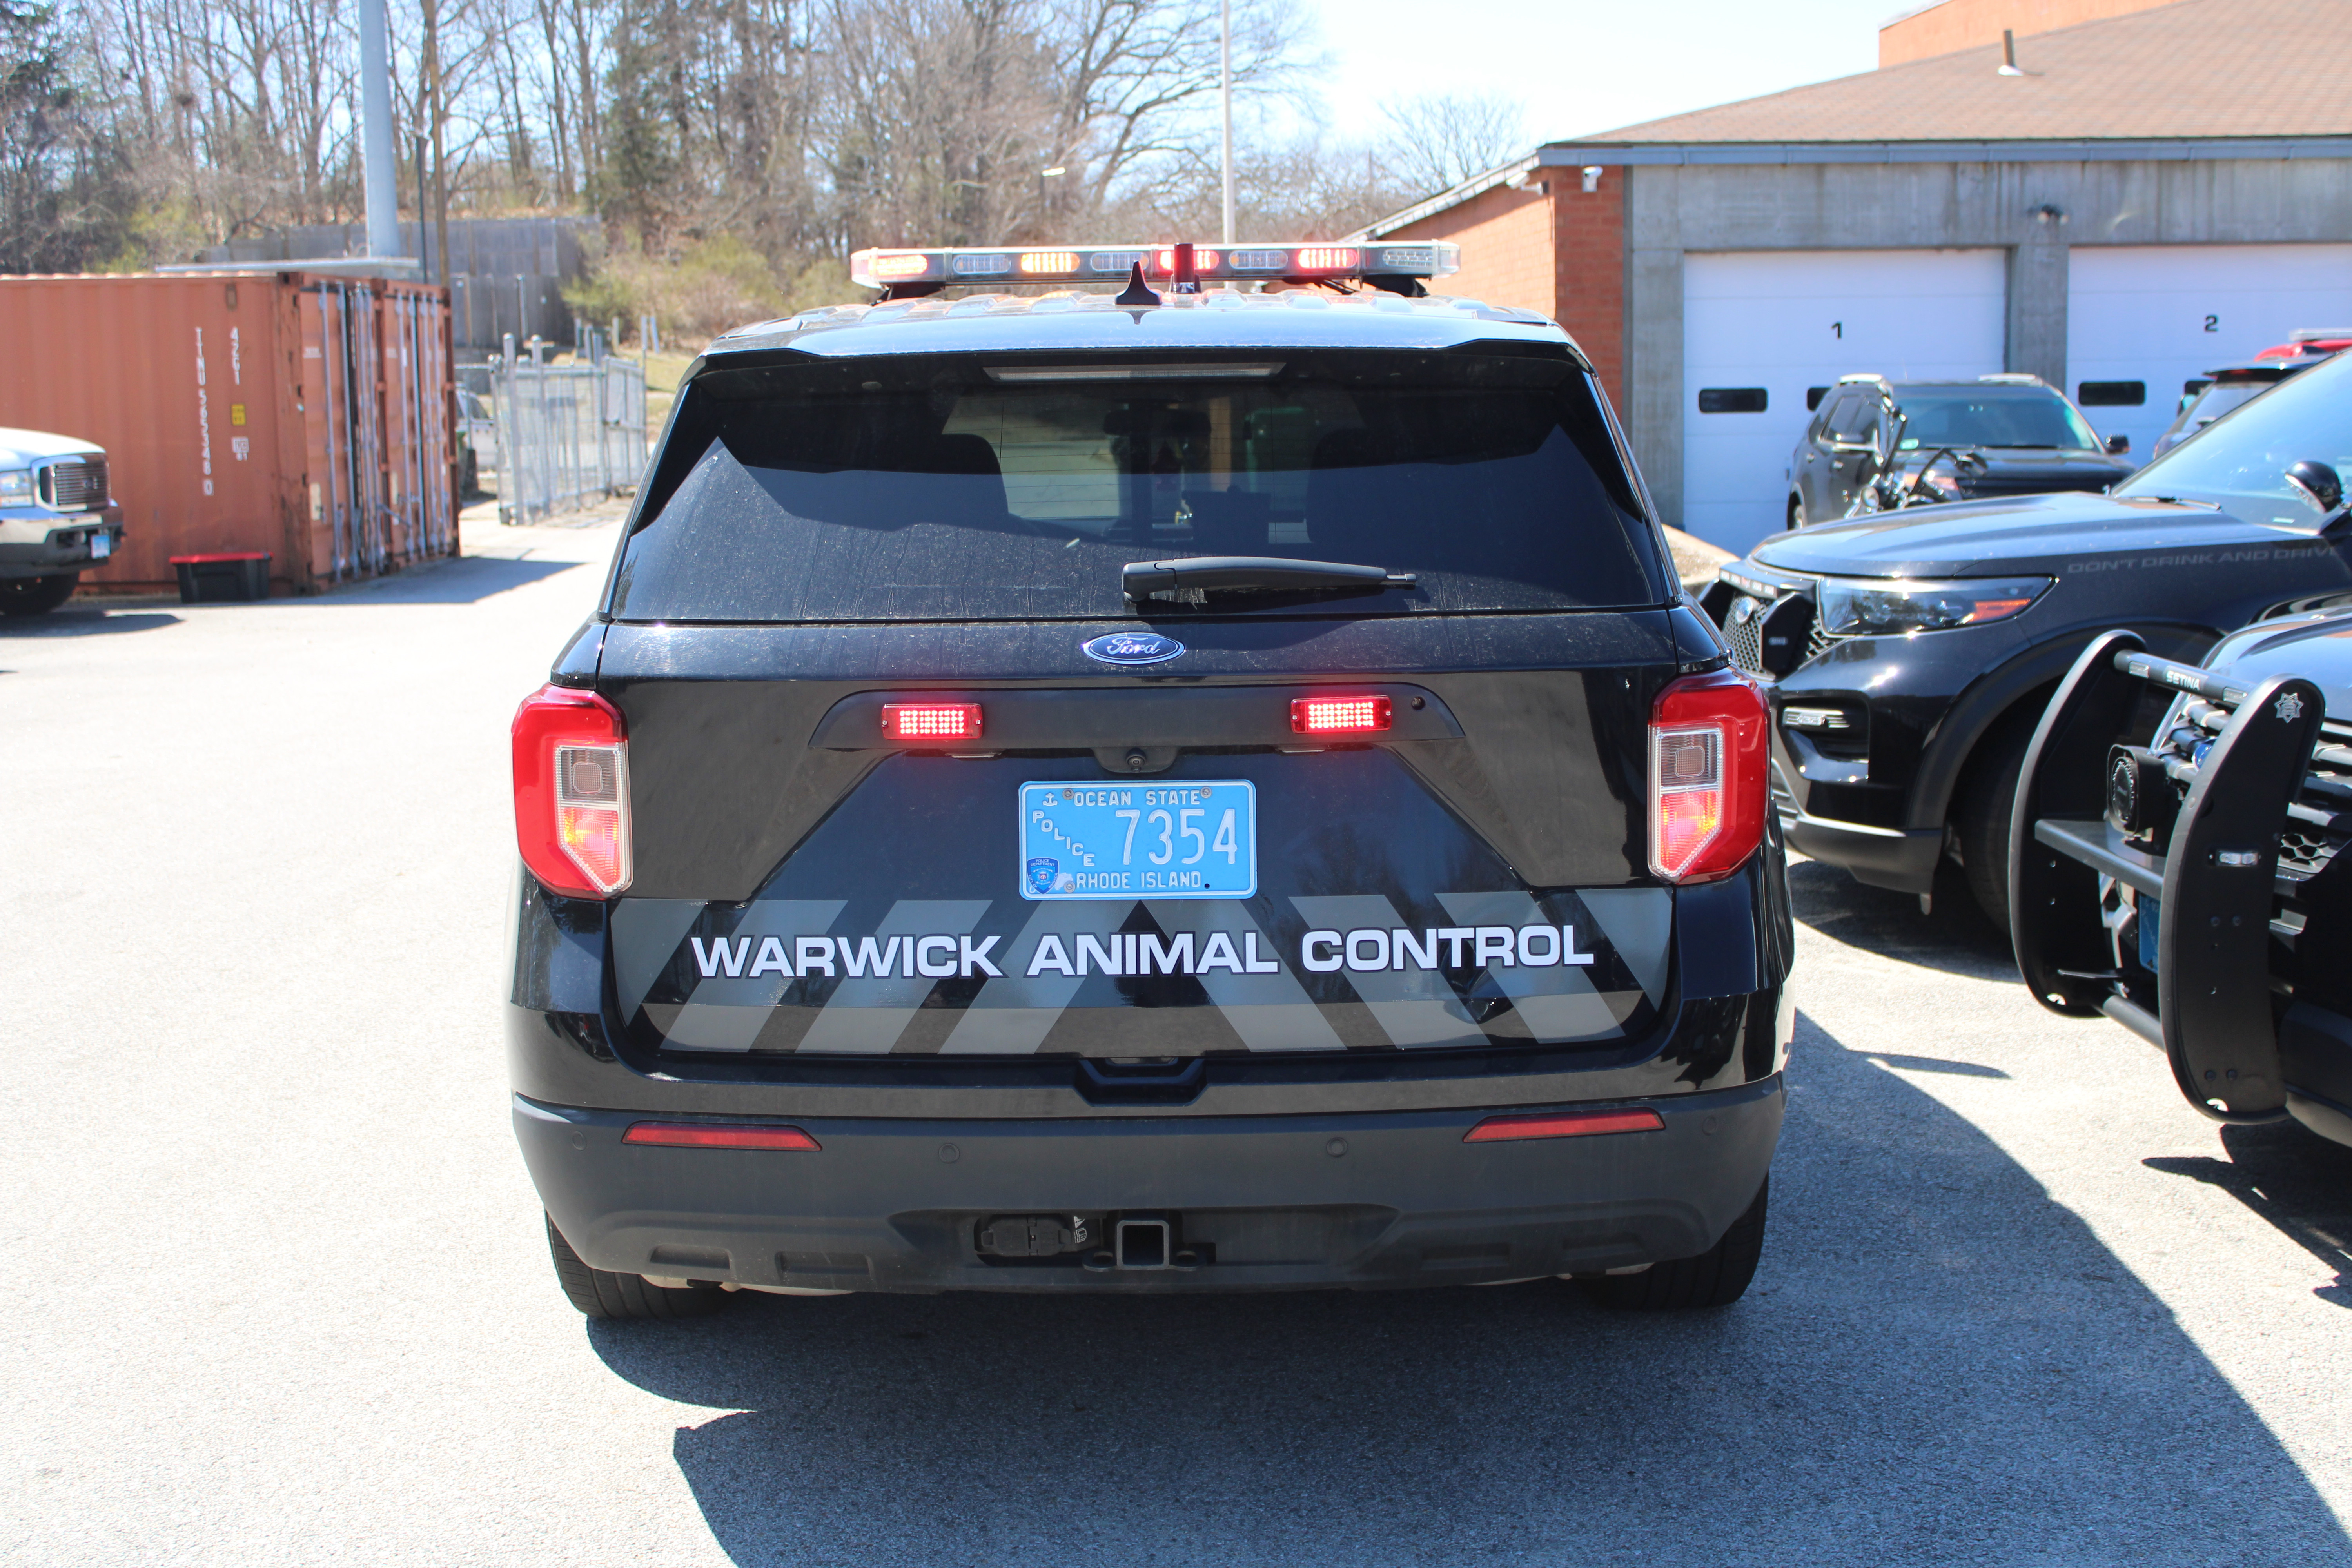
xmin=1082 ymin=632 xmax=1185 ymax=666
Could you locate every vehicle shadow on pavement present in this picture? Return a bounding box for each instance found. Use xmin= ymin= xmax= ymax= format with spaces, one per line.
xmin=586 ymin=1018 xmax=2352 ymax=1566
xmin=1789 ymin=856 xmax=2020 ymax=984
xmin=287 ymin=553 xmax=590 ymax=606
xmin=2146 ymin=1122 xmax=2352 ymax=1307
xmin=0 ymin=608 xmax=180 ymax=637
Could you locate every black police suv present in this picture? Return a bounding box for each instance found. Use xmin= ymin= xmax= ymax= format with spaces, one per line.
xmin=1702 ymin=344 xmax=2352 ymax=928
xmin=506 ymin=242 xmax=1793 ymax=1318
xmin=2150 ymin=339 xmax=2345 ymax=460
xmin=1788 ymin=374 xmax=2134 ymax=529
xmin=2012 ymin=610 xmax=2352 ymax=1151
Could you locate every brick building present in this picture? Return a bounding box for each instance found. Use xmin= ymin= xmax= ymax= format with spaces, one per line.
xmin=1359 ymin=0 xmax=2352 ymax=548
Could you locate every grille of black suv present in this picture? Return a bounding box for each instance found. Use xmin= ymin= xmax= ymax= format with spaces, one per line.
xmin=1724 ymin=601 xmax=1768 ymax=674
xmin=40 ymin=458 xmax=107 ymax=512
xmin=2280 ymin=719 xmax=2352 ymax=878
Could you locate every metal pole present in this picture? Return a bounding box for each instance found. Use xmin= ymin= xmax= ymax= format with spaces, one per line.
xmin=358 ymin=0 xmax=400 ymax=258
xmin=413 ymin=131 xmax=430 ymax=282
xmin=1219 ymin=0 xmax=1234 ymax=245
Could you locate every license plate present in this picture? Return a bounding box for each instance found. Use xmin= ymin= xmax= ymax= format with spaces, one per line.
xmin=89 ymin=530 xmax=110 ymax=559
xmin=1018 ymin=779 xmax=1258 ymax=901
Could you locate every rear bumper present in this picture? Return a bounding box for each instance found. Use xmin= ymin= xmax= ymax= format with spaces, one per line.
xmin=516 ymin=1074 xmax=1784 ymax=1293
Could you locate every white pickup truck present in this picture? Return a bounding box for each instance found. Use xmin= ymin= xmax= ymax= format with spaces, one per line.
xmin=0 ymin=428 xmax=125 ymax=615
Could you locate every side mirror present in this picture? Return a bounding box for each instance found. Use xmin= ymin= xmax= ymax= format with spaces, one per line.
xmin=2287 ymin=459 xmax=2344 ymax=512
xmin=2106 ymin=434 xmax=2131 ymax=456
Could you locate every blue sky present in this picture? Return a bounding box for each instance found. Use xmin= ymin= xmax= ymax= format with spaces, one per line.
xmin=1300 ymin=0 xmax=1913 ymax=141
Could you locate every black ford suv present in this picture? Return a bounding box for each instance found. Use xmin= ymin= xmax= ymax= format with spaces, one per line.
xmin=1705 ymin=346 xmax=2352 ymax=928
xmin=507 ymin=243 xmax=1792 ymax=1319
xmin=1789 ymin=374 xmax=2133 ymax=528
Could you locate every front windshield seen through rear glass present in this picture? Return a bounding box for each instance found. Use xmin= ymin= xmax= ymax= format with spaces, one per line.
xmin=2122 ymin=350 xmax=2352 ymax=523
xmin=1893 ymin=386 xmax=2101 ymax=450
xmin=607 ymin=349 xmax=1665 ymax=622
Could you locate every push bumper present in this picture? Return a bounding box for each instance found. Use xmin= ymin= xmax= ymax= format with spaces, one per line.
xmin=515 ymin=1074 xmax=1783 ymax=1293
xmin=2011 ymin=631 xmax=2346 ymax=1142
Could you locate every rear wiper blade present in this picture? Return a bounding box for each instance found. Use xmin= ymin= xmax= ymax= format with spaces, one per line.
xmin=1121 ymin=555 xmax=1417 ymax=599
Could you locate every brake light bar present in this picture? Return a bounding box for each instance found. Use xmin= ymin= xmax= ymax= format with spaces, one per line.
xmin=881 ymin=702 xmax=983 ymax=742
xmin=1648 ymin=668 xmax=1768 ymax=884
xmin=1463 ymin=1107 xmax=1665 ymax=1143
xmin=622 ymin=1122 xmax=821 ymax=1151
xmin=1292 ymin=695 xmax=1392 ymax=734
xmin=849 ymin=241 xmax=1459 ymax=291
xmin=512 ymin=684 xmax=633 ymax=898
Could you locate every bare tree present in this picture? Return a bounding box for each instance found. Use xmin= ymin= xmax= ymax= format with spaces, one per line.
xmin=1373 ymin=91 xmax=1528 ymax=201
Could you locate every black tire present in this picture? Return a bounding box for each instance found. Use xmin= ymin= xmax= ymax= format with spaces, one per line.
xmin=460 ymin=450 xmax=479 ymax=498
xmin=1953 ymin=713 xmax=2038 ymax=933
xmin=1584 ymin=1177 xmax=1768 ymax=1310
xmin=544 ymin=1212 xmax=730 ymax=1320
xmin=0 ymin=572 xmax=77 ymax=616
xmin=1786 ymin=495 xmax=1805 ymax=530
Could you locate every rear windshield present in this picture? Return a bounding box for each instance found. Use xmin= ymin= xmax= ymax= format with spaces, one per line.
xmin=1893 ymin=386 xmax=2100 ymax=451
xmin=606 ymin=348 xmax=1665 ymax=622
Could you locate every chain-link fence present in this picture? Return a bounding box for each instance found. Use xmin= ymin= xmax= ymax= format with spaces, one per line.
xmin=490 ymin=333 xmax=650 ymax=524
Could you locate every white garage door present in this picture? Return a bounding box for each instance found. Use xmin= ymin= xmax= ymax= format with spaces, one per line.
xmin=2068 ymin=244 xmax=2352 ymax=463
xmin=1683 ymin=249 xmax=2007 ymax=551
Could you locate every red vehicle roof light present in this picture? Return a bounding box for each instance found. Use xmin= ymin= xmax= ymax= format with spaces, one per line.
xmin=1463 ymin=1107 xmax=1665 ymax=1143
xmin=1291 ymin=695 xmax=1392 ymax=734
xmin=622 ymin=1122 xmax=821 ymax=1151
xmin=881 ymin=702 xmax=983 ymax=742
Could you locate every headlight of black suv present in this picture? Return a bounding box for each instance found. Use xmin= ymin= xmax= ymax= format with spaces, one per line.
xmin=1816 ymin=575 xmax=2053 ymax=637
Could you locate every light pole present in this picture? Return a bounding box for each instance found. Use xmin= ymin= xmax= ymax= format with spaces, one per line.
xmin=1220 ymin=0 xmax=1235 ymax=245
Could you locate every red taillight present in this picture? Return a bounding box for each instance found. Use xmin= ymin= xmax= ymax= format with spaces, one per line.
xmin=1648 ymin=668 xmax=1768 ymax=883
xmin=1291 ymin=695 xmax=1392 ymax=734
xmin=1463 ymin=1107 xmax=1665 ymax=1143
xmin=622 ymin=1122 xmax=821 ymax=1151
xmin=880 ymin=702 xmax=983 ymax=742
xmin=513 ymin=684 xmax=632 ymax=898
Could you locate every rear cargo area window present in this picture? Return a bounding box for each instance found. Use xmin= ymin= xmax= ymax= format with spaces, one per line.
xmin=607 ymin=350 xmax=1665 ymax=622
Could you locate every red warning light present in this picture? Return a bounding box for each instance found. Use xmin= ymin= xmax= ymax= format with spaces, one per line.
xmin=1290 ymin=695 xmax=1392 ymax=734
xmin=881 ymin=702 xmax=984 ymax=741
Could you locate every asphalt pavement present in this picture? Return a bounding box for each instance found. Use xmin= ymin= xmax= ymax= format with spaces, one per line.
xmin=3 ymin=512 xmax=2348 ymax=1566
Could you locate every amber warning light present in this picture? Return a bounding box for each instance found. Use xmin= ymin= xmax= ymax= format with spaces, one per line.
xmin=1292 ymin=695 xmax=1392 ymax=735
xmin=881 ymin=702 xmax=984 ymax=741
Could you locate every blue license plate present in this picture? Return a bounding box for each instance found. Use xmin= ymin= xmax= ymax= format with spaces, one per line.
xmin=1018 ymin=779 xmax=1258 ymax=901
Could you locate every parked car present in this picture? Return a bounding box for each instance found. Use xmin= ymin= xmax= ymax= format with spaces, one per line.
xmin=2151 ymin=339 xmax=2348 ymax=460
xmin=1700 ymin=344 xmax=2352 ymax=927
xmin=457 ymin=388 xmax=497 ymax=496
xmin=2011 ymin=610 xmax=2352 ymax=1150
xmin=507 ymin=241 xmax=1793 ymax=1320
xmin=0 ymin=427 xmax=125 ymax=616
xmin=1787 ymin=374 xmax=2134 ymax=529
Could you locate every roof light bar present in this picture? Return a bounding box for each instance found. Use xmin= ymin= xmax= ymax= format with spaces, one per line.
xmin=850 ymin=241 xmax=1458 ymax=292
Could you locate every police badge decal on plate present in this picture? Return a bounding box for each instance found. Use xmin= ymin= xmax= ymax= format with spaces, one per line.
xmin=1017 ymin=780 xmax=1258 ymax=901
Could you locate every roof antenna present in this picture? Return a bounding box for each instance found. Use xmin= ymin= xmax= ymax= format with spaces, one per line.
xmin=1998 ymin=28 xmax=2025 ymax=75
xmin=1115 ymin=262 xmax=1160 ymax=308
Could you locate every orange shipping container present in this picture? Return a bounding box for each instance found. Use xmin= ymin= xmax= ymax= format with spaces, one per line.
xmin=0 ymin=270 xmax=459 ymax=595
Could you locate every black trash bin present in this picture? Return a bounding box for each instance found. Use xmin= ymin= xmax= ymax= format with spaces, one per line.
xmin=169 ymin=552 xmax=271 ymax=604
